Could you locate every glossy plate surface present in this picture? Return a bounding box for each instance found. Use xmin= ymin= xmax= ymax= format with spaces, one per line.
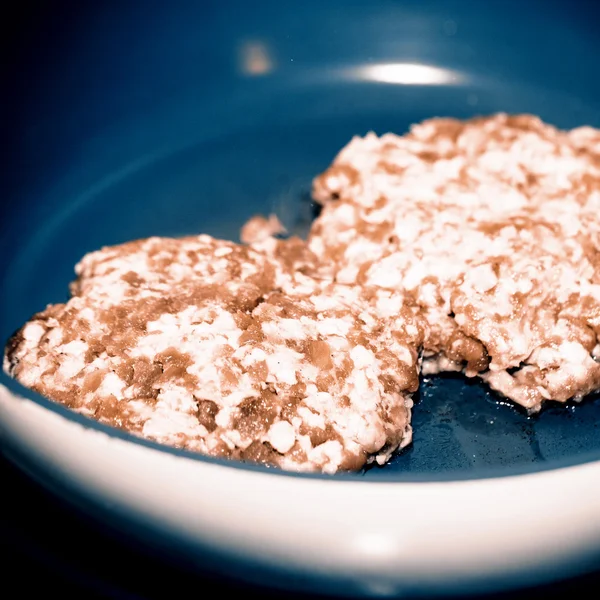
xmin=1 ymin=0 xmax=600 ymax=595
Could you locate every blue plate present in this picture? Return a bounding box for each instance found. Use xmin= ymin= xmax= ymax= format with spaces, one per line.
xmin=4 ymin=3 xmax=600 ymax=596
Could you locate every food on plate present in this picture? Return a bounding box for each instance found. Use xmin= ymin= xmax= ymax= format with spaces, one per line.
xmin=4 ymin=113 xmax=600 ymax=472
xmin=310 ymin=114 xmax=600 ymax=410
xmin=4 ymin=234 xmax=423 ymax=473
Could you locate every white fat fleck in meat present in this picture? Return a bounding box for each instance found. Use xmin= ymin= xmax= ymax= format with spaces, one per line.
xmin=350 ymin=345 xmax=375 ymax=369
xmin=261 ymin=318 xmax=309 ymax=341
xmin=266 ymin=420 xmax=296 ymax=453
xmin=315 ymin=317 xmax=353 ymax=337
xmin=96 ymin=372 xmax=126 ymax=397
xmin=308 ymin=440 xmax=344 ymax=474
xmin=143 ymin=409 xmax=208 ymax=440
xmin=265 ymin=347 xmax=301 ymax=385
xmin=22 ymin=322 xmax=46 ymax=345
xmin=464 ymin=264 xmax=498 ymax=293
xmin=56 ymin=353 xmax=87 ymax=381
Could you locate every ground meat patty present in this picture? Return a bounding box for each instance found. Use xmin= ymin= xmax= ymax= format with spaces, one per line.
xmin=5 ymin=113 xmax=600 ymax=472
xmin=309 ymin=113 xmax=600 ymax=411
xmin=3 ymin=234 xmax=424 ymax=473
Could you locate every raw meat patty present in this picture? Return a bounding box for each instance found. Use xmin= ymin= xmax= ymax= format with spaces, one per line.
xmin=4 ymin=234 xmax=424 ymax=473
xmin=309 ymin=114 xmax=600 ymax=410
